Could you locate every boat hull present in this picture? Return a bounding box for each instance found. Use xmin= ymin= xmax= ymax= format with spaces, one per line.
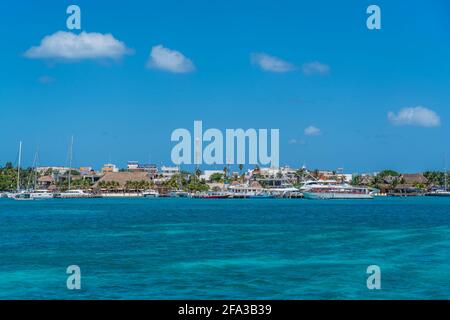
xmin=143 ymin=194 xmax=159 ymax=198
xmin=200 ymin=195 xmax=230 ymax=199
xmin=30 ymin=193 xmax=54 ymax=200
xmin=303 ymin=192 xmax=374 ymax=200
xmin=425 ymin=192 xmax=450 ymax=197
xmin=54 ymin=193 xmax=91 ymax=199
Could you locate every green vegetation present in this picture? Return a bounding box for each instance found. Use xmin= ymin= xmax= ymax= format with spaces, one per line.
xmin=351 ymin=175 xmax=362 ymax=186
xmin=209 ymin=172 xmax=224 ymax=183
xmin=98 ymin=181 xmax=120 ymax=190
xmin=423 ymin=171 xmax=448 ymax=187
xmin=370 ymin=170 xmax=403 ymax=189
xmin=56 ymin=178 xmax=93 ymax=191
xmin=162 ymin=173 xmax=209 ymax=192
xmin=124 ymin=180 xmax=154 ymax=191
xmin=0 ymin=163 xmax=37 ymax=191
xmin=378 ymin=169 xmax=400 ymax=177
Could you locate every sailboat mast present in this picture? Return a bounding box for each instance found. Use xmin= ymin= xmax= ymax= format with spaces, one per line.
xmin=445 ymin=155 xmax=448 ymax=191
xmin=17 ymin=141 xmax=22 ymax=192
xmin=32 ymin=147 xmax=39 ymax=190
xmin=68 ymin=135 xmax=74 ymax=190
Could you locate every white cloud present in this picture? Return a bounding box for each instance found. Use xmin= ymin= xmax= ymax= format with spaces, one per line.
xmin=387 ymin=106 xmax=441 ymax=127
xmin=147 ymin=45 xmax=195 ymax=73
xmin=251 ymin=53 xmax=296 ymax=73
xmin=302 ymin=61 xmax=330 ymax=75
xmin=25 ymin=31 xmax=130 ymax=60
xmin=304 ymin=126 xmax=321 ymax=136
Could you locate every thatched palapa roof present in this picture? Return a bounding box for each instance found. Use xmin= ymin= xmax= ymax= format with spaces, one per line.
xmin=94 ymin=172 xmax=151 ymax=188
xmin=38 ymin=175 xmax=53 ymax=183
xmin=401 ymin=173 xmax=428 ymax=185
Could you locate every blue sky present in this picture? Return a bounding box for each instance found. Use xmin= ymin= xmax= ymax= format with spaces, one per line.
xmin=0 ymin=0 xmax=449 ymax=173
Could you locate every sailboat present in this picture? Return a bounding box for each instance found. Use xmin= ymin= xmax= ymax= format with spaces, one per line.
xmin=425 ymin=156 xmax=450 ymax=197
xmin=13 ymin=141 xmax=34 ymax=201
xmin=28 ymin=148 xmax=53 ymax=200
xmin=53 ymin=136 xmax=90 ymax=199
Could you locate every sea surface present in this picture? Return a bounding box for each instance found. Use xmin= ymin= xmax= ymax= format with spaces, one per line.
xmin=0 ymin=197 xmax=449 ymax=299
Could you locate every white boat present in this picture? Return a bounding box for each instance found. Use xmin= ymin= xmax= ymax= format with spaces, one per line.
xmin=303 ymin=183 xmax=374 ymax=200
xmin=11 ymin=142 xmax=32 ymax=200
xmin=13 ymin=192 xmax=34 ymax=201
xmin=299 ymin=179 xmax=340 ymax=192
xmin=227 ymin=184 xmax=265 ymax=198
xmin=168 ymin=190 xmax=189 ymax=198
xmin=29 ymin=190 xmax=54 ymax=200
xmin=425 ymin=189 xmax=450 ymax=197
xmin=12 ymin=190 xmax=54 ymax=200
xmin=425 ymin=159 xmax=450 ymax=197
xmin=265 ymin=183 xmax=299 ymax=198
xmin=142 ymin=190 xmax=159 ymax=197
xmin=55 ymin=189 xmax=91 ymax=198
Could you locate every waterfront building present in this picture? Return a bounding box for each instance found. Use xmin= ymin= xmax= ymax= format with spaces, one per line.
xmin=101 ymin=163 xmax=119 ymax=174
xmin=401 ymin=173 xmax=428 ymax=185
xmin=139 ymin=164 xmax=158 ymax=177
xmin=161 ymin=166 xmax=180 ymax=179
xmin=127 ymin=161 xmax=140 ymax=171
xmin=126 ymin=162 xmax=158 ymax=177
xmin=36 ymin=166 xmax=71 ymax=175
xmin=94 ymin=172 xmax=153 ymax=193
xmin=79 ymin=166 xmax=94 ymax=175
xmin=37 ymin=175 xmax=54 ymax=189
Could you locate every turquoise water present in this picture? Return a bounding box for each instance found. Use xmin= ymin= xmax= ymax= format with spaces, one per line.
xmin=0 ymin=197 xmax=449 ymax=299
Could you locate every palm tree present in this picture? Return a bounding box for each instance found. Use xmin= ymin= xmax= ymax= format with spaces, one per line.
xmin=124 ymin=181 xmax=134 ymax=191
xmin=351 ymin=175 xmax=362 ymax=186
xmin=313 ymin=169 xmax=320 ymax=179
xmin=294 ymin=168 xmax=306 ymax=183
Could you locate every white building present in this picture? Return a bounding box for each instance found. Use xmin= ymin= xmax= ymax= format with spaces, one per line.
xmin=36 ymin=166 xmax=71 ymax=175
xmin=101 ymin=163 xmax=119 ymax=173
xmin=161 ymin=166 xmax=180 ymax=178
xmin=257 ymin=166 xmax=296 ymax=178
xmin=127 ymin=161 xmax=139 ymax=171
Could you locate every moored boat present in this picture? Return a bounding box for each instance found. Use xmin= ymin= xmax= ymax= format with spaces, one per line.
xmin=169 ymin=190 xmax=189 ymax=198
xmin=196 ymin=192 xmax=230 ymax=199
xmin=247 ymin=192 xmax=275 ymax=199
xmin=425 ymin=161 xmax=450 ymax=197
xmin=13 ymin=192 xmax=34 ymax=201
xmin=425 ymin=189 xmax=450 ymax=197
xmin=142 ymin=190 xmax=159 ymax=197
xmin=303 ymin=184 xmax=374 ymax=200
xmin=54 ymin=189 xmax=91 ymax=198
xmin=29 ymin=189 xmax=54 ymax=200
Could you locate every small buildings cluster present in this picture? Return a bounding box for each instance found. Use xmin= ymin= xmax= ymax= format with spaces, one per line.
xmin=31 ymin=161 xmax=441 ymax=197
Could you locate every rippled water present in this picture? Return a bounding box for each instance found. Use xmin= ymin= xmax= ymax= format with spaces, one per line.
xmin=0 ymin=197 xmax=449 ymax=299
